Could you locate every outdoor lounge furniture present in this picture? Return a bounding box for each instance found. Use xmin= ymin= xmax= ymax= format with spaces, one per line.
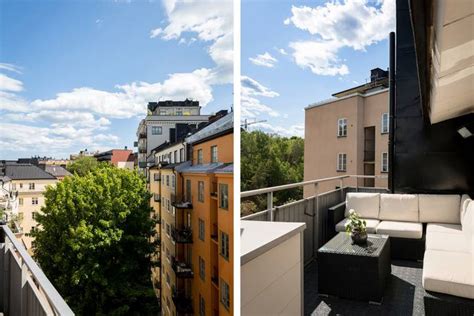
xmin=327 ymin=192 xmax=474 ymax=314
xmin=317 ymin=232 xmax=391 ymax=303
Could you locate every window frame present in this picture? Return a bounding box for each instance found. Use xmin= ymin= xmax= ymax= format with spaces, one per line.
xmin=220 ymin=279 xmax=230 ymax=310
xmin=381 ymin=152 xmax=389 ymax=172
xmin=198 ymin=181 xmax=204 ymax=202
xmin=337 ymin=153 xmax=347 ymax=172
xmin=198 ymin=218 xmax=205 ymax=241
xmin=220 ymin=231 xmax=229 ymax=261
xmin=151 ymin=126 xmax=162 ymax=135
xmin=32 ymin=197 xmax=39 ymax=205
xmin=219 ymin=183 xmax=229 ymax=210
xmin=381 ymin=112 xmax=389 ymax=134
xmin=29 ymin=183 xmax=35 ymax=190
xmin=199 ymin=256 xmax=205 ymax=281
xmin=211 ymin=145 xmax=218 ymax=163
xmin=337 ymin=118 xmax=348 ymax=137
xmin=197 ymin=149 xmax=203 ymax=164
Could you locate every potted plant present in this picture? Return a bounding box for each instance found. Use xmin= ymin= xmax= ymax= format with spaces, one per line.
xmin=345 ymin=209 xmax=368 ymax=245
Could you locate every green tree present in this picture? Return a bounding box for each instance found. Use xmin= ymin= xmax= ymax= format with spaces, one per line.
xmin=67 ymin=156 xmax=100 ymax=176
xmin=241 ymin=130 xmax=304 ymax=214
xmin=31 ymin=166 xmax=159 ymax=315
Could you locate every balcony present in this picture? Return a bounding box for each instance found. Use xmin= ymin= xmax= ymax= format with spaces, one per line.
xmin=153 ymin=194 xmax=161 ymax=203
xmin=138 ymin=129 xmax=147 ymax=139
xmin=171 ymin=226 xmax=193 ymax=244
xmin=172 ymin=200 xmax=193 ymax=210
xmin=171 ymin=257 xmax=194 ymax=278
xmin=172 ymin=290 xmax=193 ymax=314
xmin=0 ymin=224 xmax=74 ymax=315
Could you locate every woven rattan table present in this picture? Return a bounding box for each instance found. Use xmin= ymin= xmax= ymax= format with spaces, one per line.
xmin=317 ymin=232 xmax=391 ymax=304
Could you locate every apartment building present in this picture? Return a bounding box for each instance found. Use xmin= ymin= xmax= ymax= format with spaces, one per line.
xmin=136 ymin=100 xmax=210 ymax=171
xmin=304 ymin=68 xmax=390 ymax=196
xmin=0 ymin=161 xmax=58 ymax=249
xmin=149 ymin=112 xmax=233 ymax=316
xmin=94 ymin=148 xmax=135 ymax=169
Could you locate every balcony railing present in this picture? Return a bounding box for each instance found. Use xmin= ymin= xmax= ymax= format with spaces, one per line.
xmin=171 ymin=226 xmax=193 ymax=244
xmin=241 ymin=175 xmax=388 ymax=264
xmin=172 ymin=290 xmax=193 ymax=314
xmin=0 ymin=224 xmax=74 ymax=315
xmin=172 ymin=200 xmax=193 ymax=210
xmin=171 ymin=257 xmax=194 ymax=278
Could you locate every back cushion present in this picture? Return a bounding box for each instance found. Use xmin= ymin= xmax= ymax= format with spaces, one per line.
xmin=379 ymin=194 xmax=419 ymax=222
xmin=419 ymin=194 xmax=461 ymax=224
xmin=345 ymin=192 xmax=380 ymax=219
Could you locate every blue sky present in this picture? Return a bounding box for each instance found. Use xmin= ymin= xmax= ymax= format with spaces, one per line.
xmin=0 ymin=0 xmax=232 ymax=159
xmin=241 ymin=0 xmax=395 ymax=137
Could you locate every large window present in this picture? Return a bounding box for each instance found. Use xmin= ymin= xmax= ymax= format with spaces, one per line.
xmin=211 ymin=146 xmax=218 ymax=163
xmin=199 ymin=218 xmax=205 ymax=241
xmin=337 ymin=153 xmax=347 ymax=172
xmin=381 ymin=152 xmax=389 ymax=172
xmin=199 ymin=256 xmax=205 ymax=281
xmin=29 ymin=183 xmax=35 ymax=190
xmin=197 ymin=149 xmax=203 ymax=164
xmin=220 ymin=279 xmax=230 ymax=310
xmin=219 ymin=183 xmax=229 ymax=209
xmin=381 ymin=113 xmax=389 ymax=134
xmin=198 ymin=181 xmax=204 ymax=202
xmin=32 ymin=197 xmax=38 ymax=205
xmin=337 ymin=118 xmax=347 ymax=137
xmin=151 ymin=126 xmax=162 ymax=135
xmin=220 ymin=231 xmax=229 ymax=260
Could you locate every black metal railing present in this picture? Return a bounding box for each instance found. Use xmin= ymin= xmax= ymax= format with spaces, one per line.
xmin=172 ymin=289 xmax=193 ymax=314
xmin=171 ymin=257 xmax=194 ymax=278
xmin=171 ymin=226 xmax=193 ymax=243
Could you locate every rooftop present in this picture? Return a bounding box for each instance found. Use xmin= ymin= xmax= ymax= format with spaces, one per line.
xmin=43 ymin=165 xmax=72 ymax=178
xmin=0 ymin=162 xmax=57 ymax=180
xmin=185 ymin=112 xmax=233 ymax=145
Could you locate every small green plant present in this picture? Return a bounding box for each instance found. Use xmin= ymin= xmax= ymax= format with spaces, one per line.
xmin=345 ymin=209 xmax=367 ymax=234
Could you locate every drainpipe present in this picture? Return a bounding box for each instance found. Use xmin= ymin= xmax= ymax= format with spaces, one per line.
xmin=388 ymin=31 xmax=396 ymax=193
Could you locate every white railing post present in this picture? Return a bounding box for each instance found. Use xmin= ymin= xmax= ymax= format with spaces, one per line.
xmin=267 ymin=192 xmax=273 ymax=221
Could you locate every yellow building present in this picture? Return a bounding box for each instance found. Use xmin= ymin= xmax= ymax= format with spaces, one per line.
xmin=149 ymin=112 xmax=233 ymax=316
xmin=1 ymin=162 xmax=58 ymax=249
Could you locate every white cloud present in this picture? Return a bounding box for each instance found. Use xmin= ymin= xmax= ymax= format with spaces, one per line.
xmin=277 ymin=48 xmax=288 ymax=55
xmin=249 ymin=52 xmax=278 ymax=68
xmin=285 ymin=0 xmax=395 ymax=76
xmin=241 ymin=76 xmax=279 ymax=118
xmin=249 ymin=122 xmax=305 ymax=138
xmin=0 ymin=73 xmax=24 ymax=92
xmin=0 ymin=63 xmax=22 ymax=74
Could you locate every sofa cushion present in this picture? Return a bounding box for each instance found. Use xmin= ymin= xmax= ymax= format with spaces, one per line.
xmin=335 ymin=218 xmax=380 ymax=234
xmin=423 ymin=250 xmax=474 ymax=299
xmin=379 ymin=194 xmax=419 ymax=222
xmin=426 ymin=223 xmax=463 ymax=235
xmin=460 ymin=194 xmax=472 ymax=220
xmin=419 ymin=194 xmax=461 ymax=224
xmin=461 ymin=197 xmax=473 ymax=233
xmin=345 ymin=192 xmax=380 ymax=219
xmin=426 ymin=231 xmax=472 ymax=253
xmin=376 ymin=221 xmax=423 ymax=239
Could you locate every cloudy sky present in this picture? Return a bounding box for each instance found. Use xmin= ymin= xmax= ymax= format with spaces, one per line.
xmin=0 ymin=0 xmax=233 ymax=159
xmin=242 ymin=0 xmax=395 ymax=137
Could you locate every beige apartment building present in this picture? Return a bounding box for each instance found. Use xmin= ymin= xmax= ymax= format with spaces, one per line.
xmin=0 ymin=162 xmax=58 ymax=250
xmin=304 ymin=68 xmax=390 ymax=196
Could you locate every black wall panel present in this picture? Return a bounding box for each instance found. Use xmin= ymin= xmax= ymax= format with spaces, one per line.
xmin=393 ymin=0 xmax=474 ymax=195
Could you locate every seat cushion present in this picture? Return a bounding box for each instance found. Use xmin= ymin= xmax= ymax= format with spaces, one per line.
xmin=426 ymin=231 xmax=472 ymax=253
xmin=426 ymin=223 xmax=463 ymax=235
xmin=335 ymin=218 xmax=380 ymax=233
xmin=379 ymin=194 xmax=419 ymax=222
xmin=376 ymin=221 xmax=423 ymax=239
xmin=345 ymin=192 xmax=380 ymax=219
xmin=423 ymin=250 xmax=474 ymax=299
xmin=419 ymin=194 xmax=461 ymax=224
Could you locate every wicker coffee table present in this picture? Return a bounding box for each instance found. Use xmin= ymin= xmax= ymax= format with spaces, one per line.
xmin=317 ymin=232 xmax=391 ymax=304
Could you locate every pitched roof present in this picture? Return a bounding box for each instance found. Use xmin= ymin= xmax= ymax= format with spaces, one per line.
xmin=1 ymin=163 xmax=56 ymax=180
xmin=185 ymin=112 xmax=233 ymax=145
xmin=44 ymin=165 xmax=72 ymax=178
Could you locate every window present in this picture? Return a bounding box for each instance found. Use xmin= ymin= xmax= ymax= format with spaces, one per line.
xmin=19 ymin=183 xmax=23 ymax=189
xmin=176 ymin=110 xmax=183 ymax=116
xmin=381 ymin=113 xmax=389 ymax=134
xmin=381 ymin=152 xmax=389 ymax=172
xmin=174 ymin=150 xmax=178 ymax=163
xmin=199 ymin=218 xmax=205 ymax=241
xmin=220 ymin=279 xmax=230 ymax=310
xmin=166 ymin=223 xmax=170 ymax=237
xmin=198 ymin=181 xmax=204 ymax=202
xmin=32 ymin=197 xmax=39 ymax=205
xmin=32 ymin=212 xmax=37 ymax=220
xmin=29 ymin=183 xmax=35 ymax=190
xmin=199 ymin=256 xmax=205 ymax=281
xmin=220 ymin=231 xmax=229 ymax=260
xmin=219 ymin=184 xmax=229 ymax=209
xmin=197 ymin=149 xmax=203 ymax=164
xmin=159 ymin=110 xmax=167 ymax=116
xmin=166 ymin=175 xmax=170 ymax=186
xmin=211 ymin=146 xmax=218 ymax=163
xmin=167 ymin=199 xmax=170 ymax=212
xmin=19 ymin=198 xmax=23 ymax=206
xmin=172 ymin=175 xmax=175 ymax=188
xmin=166 ymin=273 xmax=170 ymax=286
xmin=337 ymin=153 xmax=347 ymax=172
xmin=180 ymin=148 xmax=184 ymax=162
xmin=151 ymin=126 xmax=162 ymax=135
xmin=337 ymin=118 xmax=347 ymax=137
xmin=12 ymin=183 xmax=16 ymax=190
xmin=186 ymin=179 xmax=192 ymax=202
xmin=199 ymin=295 xmax=205 ymax=316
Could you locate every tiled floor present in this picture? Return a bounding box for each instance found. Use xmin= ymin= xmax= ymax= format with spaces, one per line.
xmin=305 ymin=260 xmax=425 ymax=316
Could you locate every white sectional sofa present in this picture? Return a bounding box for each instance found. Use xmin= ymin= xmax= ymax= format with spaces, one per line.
xmin=328 ymin=192 xmax=474 ymax=312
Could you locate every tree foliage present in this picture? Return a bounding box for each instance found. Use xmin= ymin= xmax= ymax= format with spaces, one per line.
xmin=241 ymin=130 xmax=304 ymax=215
xmin=31 ymin=165 xmax=159 ymax=315
xmin=66 ymin=156 xmax=101 ymax=177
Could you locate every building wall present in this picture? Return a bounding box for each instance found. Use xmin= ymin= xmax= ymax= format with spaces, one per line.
xmin=13 ymin=178 xmax=58 ymax=249
xmin=155 ymin=142 xmax=187 ymax=164
xmin=192 ymin=133 xmax=234 ymax=165
xmin=149 ymin=168 xmax=162 ymax=300
xmin=304 ymin=90 xmax=389 ymax=196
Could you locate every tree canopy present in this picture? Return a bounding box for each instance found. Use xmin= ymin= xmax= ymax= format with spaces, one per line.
xmin=31 ymin=165 xmax=159 ymax=315
xmin=241 ymin=130 xmax=304 ymax=215
xmin=66 ymin=156 xmax=101 ymax=177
